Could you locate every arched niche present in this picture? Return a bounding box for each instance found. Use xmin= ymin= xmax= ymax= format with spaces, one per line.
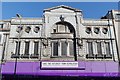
xmin=50 ymin=21 xmax=77 ymax=61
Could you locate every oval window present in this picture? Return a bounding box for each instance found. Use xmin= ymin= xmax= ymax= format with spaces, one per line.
xmin=25 ymin=26 xmax=31 ymax=33
xmin=34 ymin=26 xmax=40 ymax=33
xmin=86 ymin=27 xmax=91 ymax=34
xmin=102 ymin=28 xmax=108 ymax=34
xmin=16 ymin=26 xmax=23 ymax=33
xmin=94 ymin=27 xmax=100 ymax=34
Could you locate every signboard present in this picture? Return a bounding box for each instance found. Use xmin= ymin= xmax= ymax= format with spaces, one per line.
xmin=41 ymin=62 xmax=78 ymax=69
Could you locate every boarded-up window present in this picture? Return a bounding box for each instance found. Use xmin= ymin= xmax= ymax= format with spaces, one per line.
xmin=53 ymin=42 xmax=58 ymax=56
xmin=24 ymin=42 xmax=29 ymax=55
xmin=69 ymin=41 xmax=74 ymax=55
xmin=61 ymin=41 xmax=67 ymax=56
xmin=15 ymin=41 xmax=21 ymax=55
xmin=105 ymin=42 xmax=111 ymax=55
xmin=97 ymin=42 xmax=102 ymax=55
xmin=34 ymin=42 xmax=39 ymax=55
xmin=88 ymin=42 xmax=93 ymax=55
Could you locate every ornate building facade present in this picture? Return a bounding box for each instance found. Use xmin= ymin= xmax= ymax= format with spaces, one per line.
xmin=0 ymin=5 xmax=120 ymax=77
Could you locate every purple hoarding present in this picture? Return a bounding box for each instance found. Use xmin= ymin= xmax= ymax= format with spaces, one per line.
xmin=1 ymin=61 xmax=119 ymax=77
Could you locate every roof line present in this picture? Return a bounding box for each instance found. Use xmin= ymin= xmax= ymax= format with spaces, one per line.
xmin=44 ymin=5 xmax=81 ymax=12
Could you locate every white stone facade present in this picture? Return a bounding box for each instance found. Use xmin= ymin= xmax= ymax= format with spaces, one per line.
xmin=0 ymin=5 xmax=120 ymax=62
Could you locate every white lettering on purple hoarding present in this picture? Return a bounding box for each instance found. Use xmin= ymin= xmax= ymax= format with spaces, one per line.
xmin=41 ymin=62 xmax=78 ymax=68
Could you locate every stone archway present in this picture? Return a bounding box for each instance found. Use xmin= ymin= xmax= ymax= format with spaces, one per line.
xmin=50 ymin=21 xmax=77 ymax=61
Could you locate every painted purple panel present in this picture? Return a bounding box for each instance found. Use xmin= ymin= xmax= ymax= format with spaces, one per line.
xmin=92 ymin=61 xmax=105 ymax=73
xmin=84 ymin=61 xmax=92 ymax=72
xmin=105 ymin=61 xmax=119 ymax=72
xmin=1 ymin=61 xmax=119 ymax=76
xmin=16 ymin=62 xmax=34 ymax=74
xmin=78 ymin=61 xmax=85 ymax=69
xmin=1 ymin=62 xmax=15 ymax=74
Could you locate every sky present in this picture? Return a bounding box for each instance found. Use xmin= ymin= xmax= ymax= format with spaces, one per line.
xmin=1 ymin=2 xmax=119 ymax=19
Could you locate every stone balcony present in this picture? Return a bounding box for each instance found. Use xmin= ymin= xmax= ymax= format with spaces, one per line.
xmin=51 ymin=33 xmax=73 ymax=39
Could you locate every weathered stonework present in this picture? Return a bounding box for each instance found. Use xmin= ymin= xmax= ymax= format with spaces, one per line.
xmin=0 ymin=5 xmax=120 ymax=63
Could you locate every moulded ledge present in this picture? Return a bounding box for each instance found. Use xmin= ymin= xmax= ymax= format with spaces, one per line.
xmin=21 ymin=54 xmax=29 ymax=58
xmin=30 ymin=54 xmax=39 ymax=58
xmin=95 ymin=54 xmax=104 ymax=59
xmin=104 ymin=54 xmax=112 ymax=59
xmin=11 ymin=54 xmax=20 ymax=58
xmin=86 ymin=54 xmax=94 ymax=59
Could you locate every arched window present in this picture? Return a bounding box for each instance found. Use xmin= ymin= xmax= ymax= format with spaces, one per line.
xmin=51 ymin=22 xmax=75 ymax=57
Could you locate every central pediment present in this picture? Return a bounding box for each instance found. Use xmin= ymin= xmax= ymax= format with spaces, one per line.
xmin=44 ymin=5 xmax=81 ymax=12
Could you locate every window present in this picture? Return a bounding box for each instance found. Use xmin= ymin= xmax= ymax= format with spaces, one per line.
xmin=105 ymin=42 xmax=112 ymax=57
xmin=16 ymin=26 xmax=23 ymax=33
xmin=52 ymin=40 xmax=73 ymax=57
xmin=58 ymin=24 xmax=66 ymax=33
xmin=86 ymin=27 xmax=91 ymax=34
xmin=24 ymin=42 xmax=30 ymax=55
xmin=88 ymin=42 xmax=93 ymax=55
xmin=61 ymin=41 xmax=67 ymax=56
xmin=15 ymin=41 xmax=21 ymax=55
xmin=97 ymin=42 xmax=102 ymax=55
xmin=69 ymin=41 xmax=74 ymax=55
xmin=94 ymin=27 xmax=100 ymax=34
xmin=0 ymin=24 xmax=3 ymax=29
xmin=115 ymin=14 xmax=120 ymax=19
xmin=86 ymin=41 xmax=94 ymax=58
xmin=53 ymin=42 xmax=59 ymax=56
xmin=102 ymin=28 xmax=108 ymax=34
xmin=56 ymin=23 xmax=70 ymax=33
xmin=53 ymin=29 xmax=56 ymax=33
xmin=25 ymin=26 xmax=31 ymax=33
xmin=34 ymin=26 xmax=40 ymax=33
xmin=34 ymin=42 xmax=39 ymax=55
